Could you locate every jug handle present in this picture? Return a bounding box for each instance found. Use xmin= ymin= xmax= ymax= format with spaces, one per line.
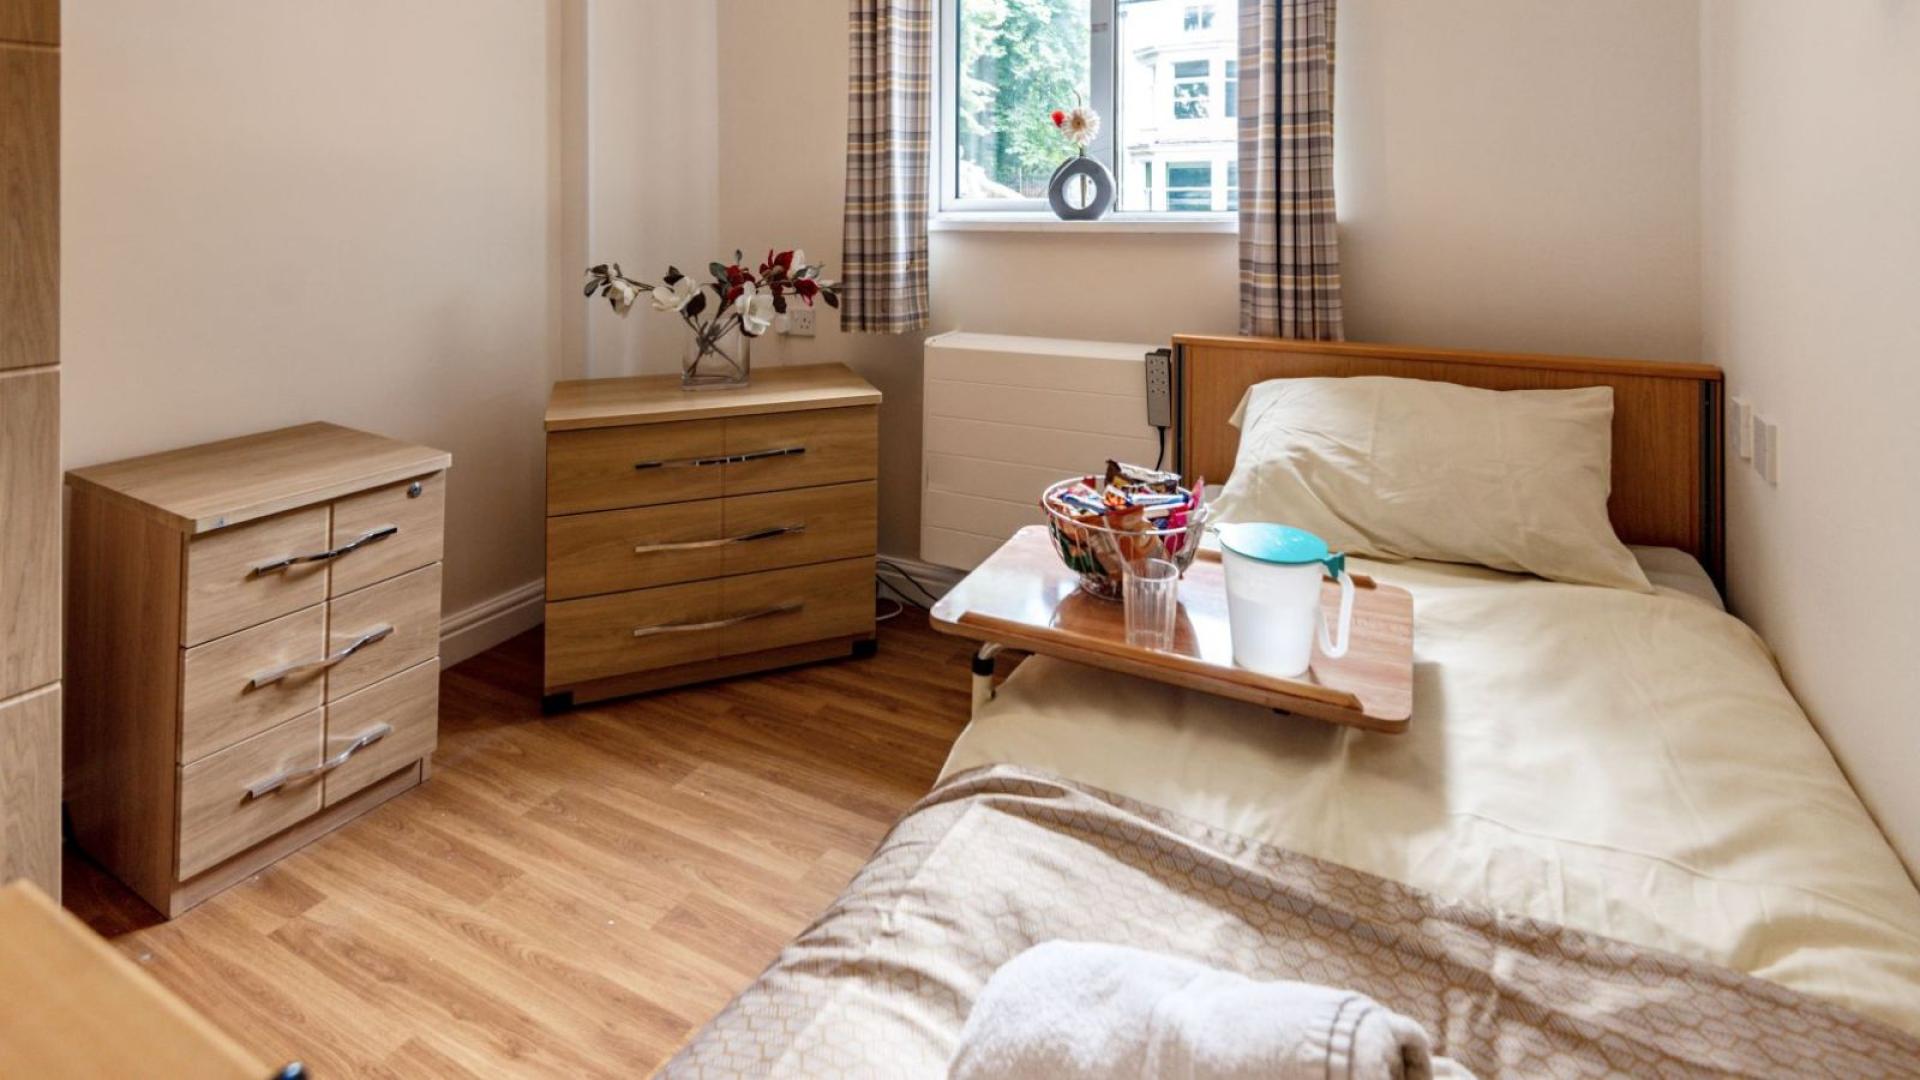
xmin=1318 ymin=556 xmax=1356 ymax=660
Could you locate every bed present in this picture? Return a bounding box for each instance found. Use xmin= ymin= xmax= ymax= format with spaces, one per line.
xmin=663 ymin=338 xmax=1920 ymax=1077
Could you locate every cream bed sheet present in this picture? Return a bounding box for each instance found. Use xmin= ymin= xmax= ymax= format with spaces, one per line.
xmin=939 ymin=550 xmax=1920 ymax=1036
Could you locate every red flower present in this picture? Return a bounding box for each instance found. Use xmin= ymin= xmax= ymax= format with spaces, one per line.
xmin=1051 ymin=109 xmax=1066 ymax=128
xmin=795 ymin=278 xmax=820 ymax=303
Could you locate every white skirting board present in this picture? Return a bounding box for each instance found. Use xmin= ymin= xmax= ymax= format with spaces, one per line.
xmin=440 ymin=579 xmax=545 ymax=666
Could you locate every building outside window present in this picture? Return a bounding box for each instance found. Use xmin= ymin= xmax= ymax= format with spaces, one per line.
xmin=941 ymin=0 xmax=1238 ymax=216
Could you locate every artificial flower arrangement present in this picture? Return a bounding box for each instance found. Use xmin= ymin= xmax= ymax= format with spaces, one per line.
xmin=1051 ymin=104 xmax=1101 ymax=155
xmin=583 ymin=250 xmax=840 ymax=387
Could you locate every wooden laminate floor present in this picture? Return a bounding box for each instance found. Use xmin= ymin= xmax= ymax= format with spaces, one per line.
xmin=62 ymin=610 xmax=980 ymax=1078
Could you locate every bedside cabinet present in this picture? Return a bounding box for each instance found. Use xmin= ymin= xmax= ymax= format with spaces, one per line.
xmin=543 ymin=363 xmax=881 ymax=709
xmin=65 ymin=422 xmax=451 ymax=917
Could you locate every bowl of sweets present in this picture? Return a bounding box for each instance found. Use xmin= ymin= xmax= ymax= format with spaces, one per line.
xmin=1040 ymin=461 xmax=1211 ymax=600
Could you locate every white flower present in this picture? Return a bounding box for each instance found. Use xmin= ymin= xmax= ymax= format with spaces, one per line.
xmin=1062 ymin=106 xmax=1100 ymax=148
xmin=731 ymin=282 xmax=779 ymax=336
xmin=605 ymin=276 xmax=644 ymax=314
xmin=790 ymin=249 xmax=806 ymax=270
xmin=650 ymin=275 xmax=699 ymax=313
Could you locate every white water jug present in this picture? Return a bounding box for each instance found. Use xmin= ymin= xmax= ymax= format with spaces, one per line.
xmin=1216 ymin=523 xmax=1355 ymax=679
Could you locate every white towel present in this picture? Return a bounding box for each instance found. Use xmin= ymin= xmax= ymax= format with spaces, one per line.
xmin=949 ymin=942 xmax=1467 ymax=1080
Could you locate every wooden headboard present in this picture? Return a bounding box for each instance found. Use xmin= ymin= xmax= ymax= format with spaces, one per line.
xmin=1172 ymin=335 xmax=1726 ymax=583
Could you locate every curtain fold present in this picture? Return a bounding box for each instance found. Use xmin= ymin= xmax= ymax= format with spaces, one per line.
xmin=1238 ymin=0 xmax=1344 ymax=341
xmin=841 ymin=0 xmax=933 ymax=334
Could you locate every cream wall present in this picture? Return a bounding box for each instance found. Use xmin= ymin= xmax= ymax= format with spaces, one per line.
xmin=1700 ymin=2 xmax=1920 ymax=869
xmin=717 ymin=0 xmax=1703 ymax=557
xmin=63 ymin=0 xmax=562 ymax=623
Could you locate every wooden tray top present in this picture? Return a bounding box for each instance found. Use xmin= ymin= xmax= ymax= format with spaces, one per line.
xmin=930 ymin=526 xmax=1414 ymax=733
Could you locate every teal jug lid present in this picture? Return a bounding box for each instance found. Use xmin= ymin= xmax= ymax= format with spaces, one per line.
xmin=1217 ymin=523 xmax=1344 ymax=576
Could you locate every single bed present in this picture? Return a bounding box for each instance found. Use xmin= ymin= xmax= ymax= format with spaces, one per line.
xmin=664 ymin=338 xmax=1920 ymax=1077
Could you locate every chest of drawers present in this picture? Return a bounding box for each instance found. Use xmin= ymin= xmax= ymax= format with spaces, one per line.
xmin=543 ymin=363 xmax=880 ymax=708
xmin=65 ymin=422 xmax=451 ymax=917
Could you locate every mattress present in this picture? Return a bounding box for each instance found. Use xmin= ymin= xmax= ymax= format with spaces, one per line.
xmin=939 ymin=548 xmax=1920 ymax=1037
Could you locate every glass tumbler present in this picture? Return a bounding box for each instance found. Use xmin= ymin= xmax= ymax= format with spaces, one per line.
xmin=1123 ymin=558 xmax=1180 ymax=651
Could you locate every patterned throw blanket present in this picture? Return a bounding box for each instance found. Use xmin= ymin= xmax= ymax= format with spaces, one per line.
xmin=664 ymin=767 xmax=1920 ymax=1078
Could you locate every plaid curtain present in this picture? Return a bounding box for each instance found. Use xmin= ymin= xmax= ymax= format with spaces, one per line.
xmin=841 ymin=0 xmax=932 ymax=333
xmin=1238 ymin=0 xmax=1344 ymax=340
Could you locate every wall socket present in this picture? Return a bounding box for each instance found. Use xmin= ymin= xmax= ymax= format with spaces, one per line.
xmin=1730 ymin=396 xmax=1753 ymax=461
xmin=1144 ymin=348 xmax=1173 ymax=428
xmin=783 ymin=306 xmax=817 ymax=337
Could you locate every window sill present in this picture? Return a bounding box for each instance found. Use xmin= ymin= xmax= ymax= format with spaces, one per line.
xmin=929 ymin=212 xmax=1238 ymax=235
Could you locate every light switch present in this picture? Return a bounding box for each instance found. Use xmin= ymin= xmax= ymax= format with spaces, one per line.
xmin=1730 ymin=397 xmax=1752 ymax=461
xmin=1753 ymin=415 xmax=1780 ymax=485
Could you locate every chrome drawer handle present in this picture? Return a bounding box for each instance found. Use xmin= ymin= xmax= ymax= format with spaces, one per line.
xmin=251 ymin=525 xmax=399 ymax=576
xmin=632 ymin=523 xmax=806 ymax=555
xmin=631 ymin=602 xmax=802 ymax=638
xmin=243 ymin=723 xmax=392 ymax=800
xmin=247 ymin=624 xmax=394 ymax=689
xmin=631 ymin=446 xmax=805 ymax=471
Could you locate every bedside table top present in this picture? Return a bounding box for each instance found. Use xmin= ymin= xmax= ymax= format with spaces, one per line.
xmin=546 ymin=362 xmax=881 ymax=432
xmin=67 ymin=421 xmax=452 ymax=535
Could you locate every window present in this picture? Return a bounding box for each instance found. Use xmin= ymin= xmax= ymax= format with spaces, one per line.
xmin=1172 ymin=60 xmax=1211 ymax=120
xmin=1166 ymin=162 xmax=1213 ymax=211
xmin=940 ymin=0 xmax=1238 ymax=219
xmin=1227 ymin=160 xmax=1239 ymax=211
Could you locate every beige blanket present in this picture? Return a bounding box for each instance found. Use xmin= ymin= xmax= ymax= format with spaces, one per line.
xmin=663 ymin=767 xmax=1920 ymax=1078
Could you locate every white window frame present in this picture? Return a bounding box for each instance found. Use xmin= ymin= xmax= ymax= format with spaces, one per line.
xmin=932 ymin=0 xmax=1236 ymax=229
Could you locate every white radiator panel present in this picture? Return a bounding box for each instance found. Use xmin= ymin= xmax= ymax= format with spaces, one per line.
xmin=921 ymin=331 xmax=1161 ymax=571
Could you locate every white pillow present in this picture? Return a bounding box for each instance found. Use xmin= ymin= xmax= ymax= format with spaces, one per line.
xmin=1209 ymin=376 xmax=1652 ymax=592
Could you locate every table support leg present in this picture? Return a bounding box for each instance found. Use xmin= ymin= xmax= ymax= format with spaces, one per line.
xmin=971 ymin=643 xmax=1003 ymax=715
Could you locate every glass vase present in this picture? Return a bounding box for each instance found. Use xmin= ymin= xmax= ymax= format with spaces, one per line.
xmin=683 ymin=323 xmax=751 ymax=390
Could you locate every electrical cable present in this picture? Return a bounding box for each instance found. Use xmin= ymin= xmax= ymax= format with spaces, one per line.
xmin=875 ymin=558 xmax=945 ymax=607
xmin=1153 ymin=424 xmax=1168 ymax=470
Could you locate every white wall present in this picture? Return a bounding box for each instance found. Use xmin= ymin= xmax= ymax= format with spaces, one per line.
xmin=1700 ymin=1 xmax=1920 ymax=870
xmin=716 ymin=0 xmax=1703 ymax=557
xmin=63 ymin=0 xmax=564 ymax=623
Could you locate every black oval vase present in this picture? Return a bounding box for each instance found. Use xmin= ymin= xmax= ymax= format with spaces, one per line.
xmin=1047 ymin=155 xmax=1115 ymax=221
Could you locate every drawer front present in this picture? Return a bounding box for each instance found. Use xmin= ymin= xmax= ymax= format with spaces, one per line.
xmin=178 ymin=604 xmax=326 ymax=763
xmin=324 ymin=563 xmax=442 ymax=702
xmin=546 ymin=499 xmax=726 ymax=601
xmin=323 ymin=659 xmax=438 ymax=807
xmin=719 ymin=558 xmax=875 ymax=658
xmin=329 ymin=472 xmax=446 ymax=596
xmin=721 ymin=482 xmax=877 ymax=577
xmin=723 ymin=406 xmax=877 ymax=496
xmin=177 ymin=710 xmax=324 ymax=879
xmin=544 ymin=578 xmax=724 ymax=689
xmin=548 ymin=419 xmax=726 ymax=515
xmin=184 ymin=506 xmax=331 ymax=646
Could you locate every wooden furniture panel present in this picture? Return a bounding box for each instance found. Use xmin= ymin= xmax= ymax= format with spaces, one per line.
xmin=0 ymin=684 xmax=57 ymax=890
xmin=546 ymin=498 xmax=728 ymax=600
xmin=182 ymin=505 xmax=330 ymax=646
xmin=0 ymin=367 xmax=58 ymax=698
xmin=322 ymin=659 xmax=439 ymax=807
xmin=176 ymin=711 xmax=324 ymax=879
xmin=546 ymin=361 xmax=882 ymax=431
xmin=66 ymin=423 xmax=447 ymax=916
xmin=0 ymin=45 xmax=56 ymax=370
xmin=323 ymin=563 xmax=441 ymax=702
xmin=1172 ymin=335 xmax=1725 ymax=582
xmin=0 ymin=0 xmax=58 ymax=45
xmin=543 ymin=365 xmax=882 ymax=707
xmin=723 ymin=406 xmax=878 ymax=495
xmin=720 ymin=559 xmax=877 ymax=659
xmin=0 ymin=882 xmax=270 ymax=1079
xmin=544 ymin=577 xmax=728 ymax=687
xmin=67 ymin=421 xmax=451 ymax=535
xmin=329 ymin=471 xmax=446 ymax=595
xmin=178 ymin=603 xmax=326 ymax=763
xmin=547 ymin=419 xmax=726 ymax=515
xmin=722 ymin=481 xmax=878 ymax=577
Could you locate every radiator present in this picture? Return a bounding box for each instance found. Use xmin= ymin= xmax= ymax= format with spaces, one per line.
xmin=921 ymin=332 xmax=1161 ymax=571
